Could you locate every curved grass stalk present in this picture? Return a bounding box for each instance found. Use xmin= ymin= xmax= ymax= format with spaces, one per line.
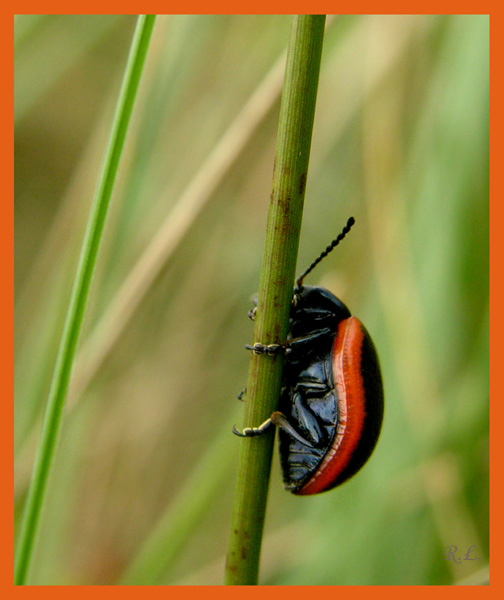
xmin=14 ymin=15 xmax=157 ymax=585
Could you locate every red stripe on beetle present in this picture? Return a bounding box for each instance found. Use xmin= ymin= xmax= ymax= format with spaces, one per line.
xmin=296 ymin=317 xmax=366 ymax=495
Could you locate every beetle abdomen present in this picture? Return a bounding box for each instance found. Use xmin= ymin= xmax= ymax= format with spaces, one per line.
xmin=278 ymin=390 xmax=337 ymax=492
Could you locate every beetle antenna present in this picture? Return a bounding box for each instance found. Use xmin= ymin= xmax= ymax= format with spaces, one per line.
xmin=295 ymin=217 xmax=355 ymax=289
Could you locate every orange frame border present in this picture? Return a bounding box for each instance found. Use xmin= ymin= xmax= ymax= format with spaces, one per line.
xmin=9 ymin=3 xmax=496 ymax=596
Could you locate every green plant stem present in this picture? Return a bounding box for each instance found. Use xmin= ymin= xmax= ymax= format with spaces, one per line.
xmin=225 ymin=15 xmax=326 ymax=585
xmin=14 ymin=15 xmax=156 ymax=585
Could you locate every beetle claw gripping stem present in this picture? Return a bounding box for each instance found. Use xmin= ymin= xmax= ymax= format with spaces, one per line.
xmin=232 ymin=417 xmax=274 ymax=437
xmin=245 ymin=342 xmax=283 ymax=355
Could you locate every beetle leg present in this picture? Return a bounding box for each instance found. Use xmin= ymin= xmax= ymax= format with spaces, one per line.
xmin=247 ymin=294 xmax=258 ymax=321
xmin=270 ymin=411 xmax=314 ymax=446
xmin=233 ymin=411 xmax=313 ymax=447
xmin=246 ymin=328 xmax=333 ymax=356
xmin=283 ymin=327 xmax=333 ymax=354
xmin=232 ymin=417 xmax=274 ymax=437
xmin=294 ymin=381 xmax=330 ymax=394
xmin=245 ymin=342 xmax=283 ymax=355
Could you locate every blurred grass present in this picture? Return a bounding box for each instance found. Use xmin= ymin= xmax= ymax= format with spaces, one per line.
xmin=14 ymin=15 xmax=488 ymax=585
xmin=14 ymin=15 xmax=156 ymax=584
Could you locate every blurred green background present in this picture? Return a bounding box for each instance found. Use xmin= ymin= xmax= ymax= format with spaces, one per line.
xmin=14 ymin=15 xmax=489 ymax=585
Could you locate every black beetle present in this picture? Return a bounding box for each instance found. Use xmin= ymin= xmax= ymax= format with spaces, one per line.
xmin=234 ymin=217 xmax=384 ymax=494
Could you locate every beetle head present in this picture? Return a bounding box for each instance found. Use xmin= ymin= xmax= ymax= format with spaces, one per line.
xmin=292 ymin=285 xmax=350 ymax=314
xmin=290 ymin=285 xmax=351 ymax=337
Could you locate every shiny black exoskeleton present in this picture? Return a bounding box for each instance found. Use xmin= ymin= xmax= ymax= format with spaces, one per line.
xmin=276 ymin=286 xmax=351 ymax=490
xmin=234 ymin=218 xmax=384 ymax=495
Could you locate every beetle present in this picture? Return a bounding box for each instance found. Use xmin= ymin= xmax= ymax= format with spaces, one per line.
xmin=233 ymin=217 xmax=384 ymax=495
